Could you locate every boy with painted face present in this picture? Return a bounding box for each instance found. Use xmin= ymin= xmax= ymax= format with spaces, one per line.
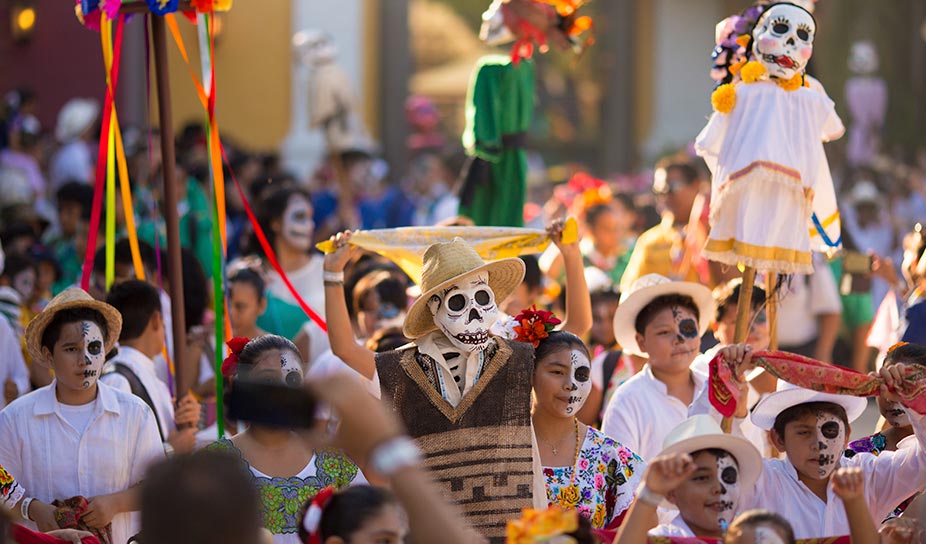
xmin=602 ymin=274 xmax=716 ymax=460
xmin=720 ymin=343 xmax=926 ymax=539
xmin=0 ymin=288 xmax=163 ymax=543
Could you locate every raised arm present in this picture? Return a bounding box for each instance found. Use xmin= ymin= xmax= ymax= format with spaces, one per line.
xmin=614 ymin=453 xmax=693 ymax=544
xmin=323 ymin=231 xmax=377 ymax=380
xmin=831 ymin=468 xmax=878 ymax=544
xmin=549 ymin=219 xmax=592 ymax=337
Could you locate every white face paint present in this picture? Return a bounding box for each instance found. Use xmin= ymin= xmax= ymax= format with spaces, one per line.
xmin=815 ymin=413 xmax=845 ymax=478
xmin=880 ymin=398 xmax=911 ymax=429
xmin=565 ymin=349 xmax=592 ymax=415
xmin=79 ymin=321 xmax=106 ymax=389
xmin=715 ymin=453 xmax=741 ymax=529
xmin=280 ymin=196 xmax=314 ymax=252
xmin=751 ymin=3 xmax=816 ymax=80
xmin=427 ymin=271 xmax=498 ymax=353
xmin=279 ymin=349 xmax=304 ymax=388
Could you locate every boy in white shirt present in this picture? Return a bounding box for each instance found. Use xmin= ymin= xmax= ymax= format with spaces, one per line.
xmin=101 ymin=280 xmax=200 ymax=455
xmin=0 ymin=288 xmax=163 ymax=543
xmin=601 ymin=274 xmax=716 ymax=460
xmin=725 ymin=343 xmax=926 ymax=539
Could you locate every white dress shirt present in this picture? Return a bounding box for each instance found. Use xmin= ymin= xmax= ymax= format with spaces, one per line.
xmin=648 ymin=513 xmax=696 ymax=537
xmin=102 ymin=346 xmax=176 ymax=441
xmin=601 ymin=365 xmax=707 ymax=461
xmin=0 ymin=315 xmax=29 ymax=409
xmin=0 ymin=381 xmax=165 ymax=544
xmin=742 ymin=408 xmax=926 ymax=538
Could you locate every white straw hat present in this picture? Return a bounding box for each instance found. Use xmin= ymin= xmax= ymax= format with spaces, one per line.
xmin=55 ymin=98 xmax=99 ymax=142
xmin=750 ymin=380 xmax=868 ymax=431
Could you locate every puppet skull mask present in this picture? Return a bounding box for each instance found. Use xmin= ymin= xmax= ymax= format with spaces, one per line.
xmin=428 ymin=271 xmax=498 ymax=353
xmin=715 ymin=453 xmax=741 ymax=529
xmin=814 ymin=413 xmax=845 ymax=478
xmin=751 ymin=3 xmax=815 ymax=80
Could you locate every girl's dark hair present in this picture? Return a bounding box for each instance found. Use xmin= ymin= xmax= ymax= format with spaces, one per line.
xmin=40 ymin=308 xmax=109 ymax=352
xmin=228 ymin=267 xmax=266 ymax=302
xmin=256 ymin=187 xmax=311 ymax=252
xmin=534 ymin=330 xmax=590 ymax=364
xmin=234 ymin=334 xmax=300 ymax=379
xmin=886 ymin=342 xmax=926 ymax=367
xmin=297 ymin=485 xmax=400 ymax=543
xmin=725 ymin=509 xmax=796 ymax=544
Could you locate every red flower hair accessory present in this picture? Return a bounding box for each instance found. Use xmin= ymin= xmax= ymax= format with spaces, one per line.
xmin=302 ymin=486 xmax=336 ymax=544
xmin=221 ymin=337 xmax=250 ymax=378
xmin=513 ymin=306 xmax=561 ymax=348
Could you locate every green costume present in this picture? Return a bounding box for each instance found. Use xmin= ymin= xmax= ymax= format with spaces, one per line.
xmin=459 ymin=55 xmax=535 ymax=228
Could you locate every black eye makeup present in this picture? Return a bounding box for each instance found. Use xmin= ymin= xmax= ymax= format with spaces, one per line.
xmin=820 ymin=421 xmax=841 ymax=439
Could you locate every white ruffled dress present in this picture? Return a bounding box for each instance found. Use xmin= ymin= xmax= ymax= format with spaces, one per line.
xmin=696 ymin=80 xmax=845 ymax=274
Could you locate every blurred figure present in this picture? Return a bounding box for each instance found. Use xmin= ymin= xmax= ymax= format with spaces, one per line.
xmin=49 ymin=98 xmax=99 ymax=190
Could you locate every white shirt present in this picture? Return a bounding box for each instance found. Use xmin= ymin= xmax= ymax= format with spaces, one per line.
xmin=601 ymin=365 xmax=707 ymax=461
xmin=0 ymin=382 xmax=165 ymax=544
xmin=743 ymin=408 xmax=926 ymax=539
xmin=0 ymin=315 xmax=29 ymax=410
xmin=648 ymin=513 xmax=695 ymax=537
xmin=102 ymin=346 xmax=176 ymax=441
xmin=269 ymin=256 xmax=330 ymax=366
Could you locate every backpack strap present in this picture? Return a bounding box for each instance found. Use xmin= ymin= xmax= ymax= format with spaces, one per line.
xmin=110 ymin=363 xmax=165 ymax=440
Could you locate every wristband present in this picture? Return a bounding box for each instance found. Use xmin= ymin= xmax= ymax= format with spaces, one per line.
xmin=323 ymin=270 xmax=345 ymax=283
xmin=21 ymin=497 xmax=34 ymax=521
xmin=370 ymin=436 xmax=422 ymax=477
xmin=324 ymin=280 xmax=344 ymax=287
xmin=636 ymin=485 xmax=664 ymax=508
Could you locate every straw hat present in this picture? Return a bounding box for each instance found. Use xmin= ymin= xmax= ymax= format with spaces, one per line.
xmin=25 ymin=288 xmax=122 ymax=362
xmin=403 ymin=238 xmax=525 ymax=339
xmin=750 ymin=381 xmax=868 ymax=431
xmin=658 ymin=415 xmax=763 ymax=503
xmin=55 ymin=98 xmax=99 ymax=143
xmin=612 ymin=274 xmax=715 ymax=356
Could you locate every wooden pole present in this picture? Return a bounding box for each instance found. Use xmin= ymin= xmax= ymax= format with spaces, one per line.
xmin=722 ymin=265 xmax=757 ymax=433
xmin=766 ymin=273 xmax=778 ymax=350
xmin=150 ymin=14 xmax=189 ymax=396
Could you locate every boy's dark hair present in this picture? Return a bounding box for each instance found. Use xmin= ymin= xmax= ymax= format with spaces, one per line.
xmin=691 ymin=447 xmax=737 ymax=464
xmin=353 ymin=272 xmax=407 ymax=317
xmin=298 ymin=485 xmax=398 ymax=543
xmin=714 ymin=280 xmax=767 ymax=323
xmin=40 ymin=307 xmax=109 ymax=353
xmin=56 ymin=181 xmax=95 ymax=213
xmin=534 ymin=330 xmax=591 ymax=365
xmin=521 ymin=254 xmax=542 ymax=293
xmin=1 ymin=252 xmax=34 ymax=281
xmin=772 ymin=401 xmax=849 ymax=439
xmin=106 ymin=280 xmax=161 ymax=342
xmin=634 ymin=294 xmax=700 ymax=335
xmin=228 ymin=267 xmax=266 ymax=302
xmin=590 ymin=289 xmax=621 ymax=305
xmin=93 ymin=238 xmax=158 ymax=277
xmin=886 ymin=342 xmax=926 ymax=367
xmin=141 ymin=451 xmax=261 ymax=544
xmin=725 ymin=509 xmax=796 ymax=544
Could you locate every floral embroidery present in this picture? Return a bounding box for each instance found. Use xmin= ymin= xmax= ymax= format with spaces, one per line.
xmin=208 ymin=438 xmax=359 ymax=535
xmin=543 ymin=427 xmax=644 ymax=529
xmin=0 ymin=464 xmax=25 ymax=511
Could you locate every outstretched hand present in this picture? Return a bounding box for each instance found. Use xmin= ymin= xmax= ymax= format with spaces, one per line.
xmin=323 ymin=230 xmax=356 ymax=273
xmin=547 ymin=217 xmax=578 ymax=257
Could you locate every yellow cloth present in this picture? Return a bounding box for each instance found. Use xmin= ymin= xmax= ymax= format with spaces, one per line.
xmin=619 ymin=214 xmax=701 ymax=292
xmin=317 ymin=220 xmax=578 ymax=285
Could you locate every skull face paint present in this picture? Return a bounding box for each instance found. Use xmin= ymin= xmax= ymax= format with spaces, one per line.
xmin=814 ymin=413 xmax=845 ymax=478
xmin=79 ymin=321 xmax=105 ymax=389
xmin=427 ymin=271 xmax=498 ymax=353
xmin=751 ymin=3 xmax=816 ymax=80
xmin=280 ymin=195 xmax=314 ymax=252
xmin=715 ymin=453 xmax=741 ymax=529
xmin=672 ymin=306 xmax=700 ymax=344
xmin=279 ymin=350 xmax=304 ymax=387
xmin=565 ymin=349 xmax=592 ymax=415
xmin=878 ymin=396 xmax=910 ymax=428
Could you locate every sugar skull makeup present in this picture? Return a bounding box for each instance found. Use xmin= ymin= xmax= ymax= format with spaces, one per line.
xmin=565 ymin=349 xmax=592 ymax=415
xmin=279 ymin=350 xmax=304 ymax=387
xmin=751 ymin=3 xmax=816 ymax=81
xmin=878 ymin=397 xmax=910 ymax=428
xmin=428 ymin=271 xmax=498 ymax=353
xmin=79 ymin=320 xmax=105 ymax=389
xmin=281 ymin=196 xmax=314 ymax=252
xmin=814 ymin=413 xmax=845 ymax=478
xmin=672 ymin=306 xmax=700 ymax=344
xmin=715 ymin=452 xmax=741 ymax=529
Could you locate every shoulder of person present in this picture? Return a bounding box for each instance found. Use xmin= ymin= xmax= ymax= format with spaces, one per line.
xmin=100 ymin=382 xmax=157 ymax=417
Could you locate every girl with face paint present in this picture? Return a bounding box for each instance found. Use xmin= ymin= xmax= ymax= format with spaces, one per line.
xmin=529 ymin=330 xmax=645 ymax=529
xmin=211 ymin=334 xmax=363 ymax=543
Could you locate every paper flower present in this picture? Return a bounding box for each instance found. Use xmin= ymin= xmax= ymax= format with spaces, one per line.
xmin=711 ymin=83 xmax=737 ymax=114
xmin=506 ymin=505 xmax=579 ymax=544
xmin=776 ymin=73 xmax=804 ymax=91
xmin=513 ymin=306 xmax=562 ymax=348
xmin=221 ymin=336 xmax=251 ymax=378
xmin=740 ymin=61 xmax=767 ymax=84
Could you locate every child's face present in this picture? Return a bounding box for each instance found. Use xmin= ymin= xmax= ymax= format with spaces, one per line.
xmin=229 ymin=282 xmax=266 ymax=335
xmin=714 ymin=304 xmax=769 ymax=351
xmin=772 ymin=412 xmax=848 ymax=481
xmin=878 ymin=360 xmax=912 ymax=428
xmin=532 ymin=347 xmax=592 ymax=417
xmin=637 ymin=306 xmax=700 ymax=372
xmin=278 ymin=195 xmax=314 ymax=252
xmin=12 ymin=268 xmax=36 ymax=300
xmin=668 ymin=450 xmax=741 ymax=536
xmin=58 ymin=202 xmax=82 ymax=236
xmin=344 ymin=503 xmax=408 ymax=544
xmin=249 ymin=348 xmax=304 ymax=388
xmin=42 ymin=320 xmax=106 ymax=393
xmin=590 ymin=299 xmax=619 ymax=347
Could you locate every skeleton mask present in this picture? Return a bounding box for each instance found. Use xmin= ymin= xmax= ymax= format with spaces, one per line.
xmin=79 ymin=321 xmax=106 ymax=389
xmin=280 ymin=196 xmax=314 ymax=252
xmin=279 ymin=350 xmax=304 ymax=388
xmin=715 ymin=452 xmax=741 ymax=529
xmin=428 ymin=271 xmax=498 ymax=353
xmin=565 ymin=349 xmax=592 ymax=415
xmin=751 ymin=3 xmax=816 ymax=80
xmin=814 ymin=412 xmax=845 ymax=478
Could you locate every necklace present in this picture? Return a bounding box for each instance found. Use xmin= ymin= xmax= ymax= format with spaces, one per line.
xmin=537 ymin=418 xmax=576 ymax=455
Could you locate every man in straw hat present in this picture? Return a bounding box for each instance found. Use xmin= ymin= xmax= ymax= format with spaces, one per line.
xmin=720 ymin=343 xmax=926 ymax=539
xmin=0 ymin=288 xmax=164 ymax=543
xmin=324 ymin=230 xmax=567 ymax=542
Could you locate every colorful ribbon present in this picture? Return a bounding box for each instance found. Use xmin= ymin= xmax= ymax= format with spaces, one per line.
xmin=709 ymin=350 xmax=926 ymax=418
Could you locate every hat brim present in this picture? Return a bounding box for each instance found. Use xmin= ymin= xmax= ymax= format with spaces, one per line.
xmin=403 ymin=257 xmax=525 ymax=339
xmin=613 ymin=281 xmax=715 ymax=356
xmin=750 ymin=388 xmax=868 ymax=430
xmin=657 ymin=433 xmax=763 ymax=508
xmin=26 ymin=298 xmax=122 ymax=363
